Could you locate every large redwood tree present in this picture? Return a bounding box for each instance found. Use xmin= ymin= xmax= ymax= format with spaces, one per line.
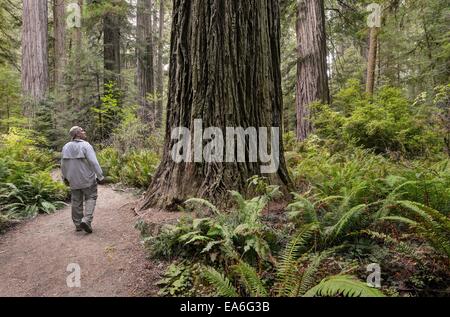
xmin=138 ymin=0 xmax=291 ymax=210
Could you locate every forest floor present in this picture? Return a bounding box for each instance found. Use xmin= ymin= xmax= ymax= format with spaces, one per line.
xmin=0 ymin=175 xmax=173 ymax=297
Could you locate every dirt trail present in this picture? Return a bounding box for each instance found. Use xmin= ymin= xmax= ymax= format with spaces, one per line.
xmin=0 ymin=185 xmax=165 ymax=297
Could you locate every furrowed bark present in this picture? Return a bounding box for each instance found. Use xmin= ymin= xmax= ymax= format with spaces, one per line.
xmin=21 ymin=0 xmax=49 ymax=118
xmin=138 ymin=0 xmax=291 ymax=211
xmin=295 ymin=0 xmax=330 ymax=141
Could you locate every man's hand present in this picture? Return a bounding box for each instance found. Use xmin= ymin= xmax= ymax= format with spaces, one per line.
xmin=63 ymin=178 xmax=70 ymax=187
xmin=96 ymin=177 xmax=106 ymax=185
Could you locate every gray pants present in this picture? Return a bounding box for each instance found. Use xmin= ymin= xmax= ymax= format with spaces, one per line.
xmin=71 ymin=184 xmax=98 ymax=227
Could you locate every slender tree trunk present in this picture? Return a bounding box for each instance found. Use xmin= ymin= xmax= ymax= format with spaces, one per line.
xmin=138 ymin=0 xmax=291 ymax=211
xmin=155 ymin=0 xmax=164 ymax=127
xmin=366 ymin=27 xmax=379 ymax=96
xmin=72 ymin=0 xmax=83 ymax=107
xmin=104 ymin=7 xmax=121 ymax=86
xmin=422 ymin=20 xmax=436 ymax=86
xmin=6 ymin=97 xmax=10 ymax=131
xmin=295 ymin=0 xmax=330 ymax=141
xmin=53 ymin=0 xmax=66 ymax=92
xmin=136 ymin=0 xmax=155 ymax=124
xmin=21 ymin=0 xmax=49 ymax=118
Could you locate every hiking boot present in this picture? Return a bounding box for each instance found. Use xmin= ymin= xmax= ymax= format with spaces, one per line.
xmin=75 ymin=226 xmax=82 ymax=232
xmin=80 ymin=221 xmax=93 ymax=234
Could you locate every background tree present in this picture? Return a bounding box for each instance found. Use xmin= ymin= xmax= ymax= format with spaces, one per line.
xmin=136 ymin=0 xmax=155 ymax=125
xmin=155 ymin=0 xmax=165 ymax=127
xmin=21 ymin=0 xmax=49 ymax=118
xmin=53 ymin=0 xmax=66 ymax=91
xmin=365 ymin=3 xmax=382 ymax=96
xmin=295 ymin=0 xmax=330 ymax=141
xmin=71 ymin=0 xmax=83 ymax=106
xmin=103 ymin=1 xmax=122 ymax=86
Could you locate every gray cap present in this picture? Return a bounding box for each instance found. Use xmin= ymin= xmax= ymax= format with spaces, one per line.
xmin=69 ymin=126 xmax=83 ymax=139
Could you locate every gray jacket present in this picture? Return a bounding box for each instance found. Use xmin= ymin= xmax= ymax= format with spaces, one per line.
xmin=61 ymin=139 xmax=104 ymax=190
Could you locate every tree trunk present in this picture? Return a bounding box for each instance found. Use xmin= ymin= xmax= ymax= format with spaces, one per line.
xmin=295 ymin=0 xmax=330 ymax=141
xmin=72 ymin=0 xmax=83 ymax=107
xmin=136 ymin=0 xmax=155 ymax=124
xmin=366 ymin=27 xmax=379 ymax=96
xmin=6 ymin=98 xmax=10 ymax=131
xmin=155 ymin=0 xmax=164 ymax=128
xmin=138 ymin=0 xmax=291 ymax=211
xmin=53 ymin=0 xmax=66 ymax=91
xmin=104 ymin=7 xmax=121 ymax=86
xmin=21 ymin=0 xmax=49 ymax=117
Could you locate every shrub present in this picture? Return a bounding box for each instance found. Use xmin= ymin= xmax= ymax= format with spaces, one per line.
xmin=146 ymin=185 xmax=282 ymax=265
xmin=312 ymin=81 xmax=443 ymax=157
xmin=106 ymin=106 xmax=164 ymax=155
xmin=288 ymin=138 xmax=450 ymax=214
xmin=0 ymin=129 xmax=69 ymax=231
xmin=98 ymin=147 xmax=160 ymax=188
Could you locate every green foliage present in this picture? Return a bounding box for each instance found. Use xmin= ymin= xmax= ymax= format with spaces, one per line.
xmin=98 ymin=146 xmax=159 ymax=188
xmin=91 ymin=81 xmax=124 ymax=141
xmin=382 ymin=201 xmax=450 ymax=257
xmin=201 ymin=266 xmax=239 ymax=297
xmin=149 ymin=186 xmax=390 ymax=298
xmin=232 ymin=260 xmax=268 ymax=297
xmin=147 ymin=187 xmax=281 ymax=265
xmin=148 ymin=161 xmax=449 ymax=297
xmin=288 ymin=139 xmax=450 ymax=215
xmin=107 ymin=106 xmax=164 ymax=155
xmin=288 ymin=158 xmax=450 ymax=255
xmin=303 ymin=275 xmax=385 ymax=297
xmin=414 ymin=84 xmax=450 ymax=155
xmin=274 ymin=224 xmax=319 ymax=296
xmin=200 ymin=240 xmax=376 ymax=298
xmin=283 ymin=139 xmax=450 ymax=296
xmin=0 ymin=129 xmax=69 ymax=231
xmin=0 ymin=128 xmax=54 ymax=171
xmin=156 ymin=262 xmax=198 ymax=297
xmin=142 ymin=220 xmax=187 ymax=259
xmin=145 ymin=187 xmax=285 ymax=296
xmin=96 ymin=107 xmax=162 ymax=188
xmin=345 ymin=87 xmax=441 ymax=156
xmin=0 ymin=1 xmax=20 ymax=67
xmin=0 ymin=66 xmax=22 ymax=132
xmin=325 ymin=1 xmax=449 ymax=95
xmin=313 ymin=83 xmax=443 ymax=157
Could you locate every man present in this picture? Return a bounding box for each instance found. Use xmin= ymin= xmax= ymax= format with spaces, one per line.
xmin=61 ymin=126 xmax=105 ymax=233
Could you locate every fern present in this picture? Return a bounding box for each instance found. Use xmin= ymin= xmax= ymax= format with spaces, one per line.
xmin=325 ymin=204 xmax=367 ymax=243
xmin=397 ymin=201 xmax=450 ymax=231
xmin=201 ymin=266 xmax=239 ymax=297
xmin=359 ymin=230 xmax=418 ymax=260
xmin=229 ymin=190 xmax=246 ymax=213
xmin=275 ymin=223 xmax=319 ymax=296
xmin=233 ymin=261 xmax=268 ymax=297
xmin=303 ymin=275 xmax=385 ymax=297
xmin=185 ymin=198 xmax=221 ymax=216
xmin=287 ymin=193 xmax=318 ymax=224
xmin=384 ymin=201 xmax=450 ymax=257
xmin=381 ymin=216 xmax=419 ymax=227
xmin=297 ymin=248 xmax=339 ymax=295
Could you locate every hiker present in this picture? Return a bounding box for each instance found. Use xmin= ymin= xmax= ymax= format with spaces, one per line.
xmin=61 ymin=126 xmax=105 ymax=233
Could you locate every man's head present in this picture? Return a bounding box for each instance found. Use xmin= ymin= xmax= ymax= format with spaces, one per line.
xmin=69 ymin=126 xmax=87 ymax=140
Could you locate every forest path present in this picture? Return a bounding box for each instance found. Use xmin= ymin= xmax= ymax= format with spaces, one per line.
xmin=0 ymin=183 xmax=165 ymax=297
